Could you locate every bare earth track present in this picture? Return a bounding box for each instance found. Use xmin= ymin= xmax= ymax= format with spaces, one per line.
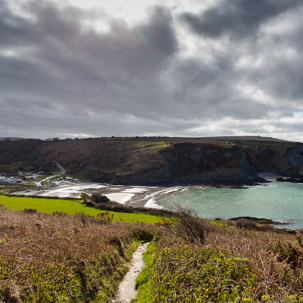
xmin=112 ymin=242 xmax=149 ymax=303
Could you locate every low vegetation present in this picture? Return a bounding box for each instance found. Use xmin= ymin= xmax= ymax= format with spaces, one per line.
xmin=0 ymin=195 xmax=162 ymax=224
xmin=82 ymin=192 xmax=176 ymax=218
xmin=1 ymin=195 xmax=303 ymax=302
xmin=0 ymin=206 xmax=154 ymax=302
xmin=134 ymin=212 xmax=303 ymax=302
xmin=0 ymin=183 xmax=35 ymax=194
xmin=135 ymin=141 xmax=170 ymax=152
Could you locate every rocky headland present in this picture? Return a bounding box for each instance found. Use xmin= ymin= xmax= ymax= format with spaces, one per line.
xmin=0 ymin=136 xmax=302 ymax=186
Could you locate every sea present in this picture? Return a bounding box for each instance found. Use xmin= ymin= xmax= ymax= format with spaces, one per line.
xmin=20 ymin=175 xmax=303 ymax=230
xmin=156 ymin=181 xmax=303 ymax=230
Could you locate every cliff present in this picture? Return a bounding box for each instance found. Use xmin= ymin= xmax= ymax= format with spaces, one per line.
xmin=0 ymin=136 xmax=302 ymax=185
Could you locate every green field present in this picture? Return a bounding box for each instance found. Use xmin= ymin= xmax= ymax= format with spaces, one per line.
xmin=0 ymin=195 xmax=161 ymax=224
xmin=135 ymin=140 xmax=170 ymax=151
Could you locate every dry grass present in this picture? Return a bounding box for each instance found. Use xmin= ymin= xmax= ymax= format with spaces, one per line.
xmin=150 ymin=210 xmax=303 ymax=302
xmin=0 ymin=207 xmax=155 ymax=302
xmin=2 ymin=205 xmax=302 ymax=302
xmin=205 ymin=226 xmax=303 ymax=300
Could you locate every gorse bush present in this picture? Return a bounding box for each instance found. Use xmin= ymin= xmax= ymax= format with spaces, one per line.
xmin=97 ymin=211 xmax=114 ymax=224
xmin=164 ymin=207 xmax=212 ymax=244
xmin=0 ymin=208 xmax=155 ymax=302
xmin=235 ymin=218 xmax=259 ymax=230
xmin=151 ymin=245 xmax=257 ymax=302
xmin=266 ymin=233 xmax=303 ymax=270
xmin=135 ymin=226 xmax=303 ymax=302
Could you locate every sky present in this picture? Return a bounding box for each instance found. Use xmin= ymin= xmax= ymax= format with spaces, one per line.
xmin=0 ymin=0 xmax=302 ymax=141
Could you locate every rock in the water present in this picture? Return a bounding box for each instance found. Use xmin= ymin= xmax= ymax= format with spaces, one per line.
xmin=276 ymin=177 xmax=303 ymax=183
xmin=229 ymin=216 xmax=290 ymax=225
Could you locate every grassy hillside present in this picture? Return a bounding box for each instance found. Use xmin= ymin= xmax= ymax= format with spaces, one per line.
xmin=0 ymin=195 xmax=161 ymax=224
xmin=0 ymin=206 xmax=154 ymax=302
xmin=1 ymin=136 xmax=301 ymax=186
xmin=134 ymin=213 xmax=303 ymax=302
xmin=0 ymin=202 xmax=303 ymax=302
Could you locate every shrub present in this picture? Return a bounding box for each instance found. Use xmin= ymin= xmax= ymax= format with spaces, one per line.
xmin=91 ymin=193 xmax=109 ymax=204
xmin=267 ymin=235 xmax=303 ymax=270
xmin=164 ymin=207 xmax=212 ymax=244
xmin=235 ymin=218 xmax=259 ymax=230
xmin=0 ymin=208 xmax=144 ymax=302
xmin=132 ymin=229 xmax=154 ymax=243
xmin=52 ymin=211 xmax=68 ymax=217
xmin=23 ymin=208 xmax=37 ymax=214
xmin=149 ymin=244 xmax=257 ymax=302
xmin=97 ymin=212 xmax=113 ymax=224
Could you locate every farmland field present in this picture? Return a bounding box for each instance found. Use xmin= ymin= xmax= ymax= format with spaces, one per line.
xmin=0 ymin=195 xmax=161 ymax=224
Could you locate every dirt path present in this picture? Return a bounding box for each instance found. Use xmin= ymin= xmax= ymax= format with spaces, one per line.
xmin=112 ymin=242 xmax=149 ymax=303
xmin=54 ymin=161 xmax=66 ymax=174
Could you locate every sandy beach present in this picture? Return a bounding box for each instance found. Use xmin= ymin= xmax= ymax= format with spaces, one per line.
xmin=17 ymin=181 xmax=188 ymax=209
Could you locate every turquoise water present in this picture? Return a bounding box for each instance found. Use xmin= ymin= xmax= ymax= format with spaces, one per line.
xmin=157 ymin=182 xmax=303 ymax=230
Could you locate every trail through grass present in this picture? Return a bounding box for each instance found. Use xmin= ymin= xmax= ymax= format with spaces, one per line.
xmin=0 ymin=207 xmax=155 ymax=302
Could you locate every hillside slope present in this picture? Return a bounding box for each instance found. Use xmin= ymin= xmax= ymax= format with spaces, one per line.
xmin=0 ymin=136 xmax=302 ymax=185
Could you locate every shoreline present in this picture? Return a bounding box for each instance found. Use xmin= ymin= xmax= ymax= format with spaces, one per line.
xmin=14 ymin=179 xmax=303 ymax=231
xmin=15 ymin=181 xmax=188 ymax=208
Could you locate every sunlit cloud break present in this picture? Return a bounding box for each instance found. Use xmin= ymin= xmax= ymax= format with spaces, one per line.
xmin=0 ymin=0 xmax=302 ymax=141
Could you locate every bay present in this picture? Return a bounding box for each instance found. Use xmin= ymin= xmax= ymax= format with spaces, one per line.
xmin=157 ymin=182 xmax=303 ymax=230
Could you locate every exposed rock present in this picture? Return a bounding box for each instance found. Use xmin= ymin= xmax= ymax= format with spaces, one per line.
xmin=205 ymin=149 xmax=217 ymax=156
xmin=222 ymin=151 xmax=233 ymax=159
xmin=276 ymin=177 xmax=303 ymax=183
xmin=229 ymin=216 xmax=290 ymax=225
xmin=188 ymin=152 xmax=202 ymax=164
xmin=287 ymin=144 xmax=303 ymax=167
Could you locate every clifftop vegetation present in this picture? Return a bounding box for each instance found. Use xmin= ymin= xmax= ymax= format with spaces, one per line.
xmin=0 ymin=136 xmax=301 ymax=186
xmin=0 ymin=197 xmax=302 ymax=302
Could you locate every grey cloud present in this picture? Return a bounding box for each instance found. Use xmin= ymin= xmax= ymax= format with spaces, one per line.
xmin=0 ymin=1 xmax=188 ymax=138
xmin=181 ymin=0 xmax=301 ymax=38
xmin=246 ymin=7 xmax=303 ymax=102
xmin=0 ymin=0 xmax=302 ymax=140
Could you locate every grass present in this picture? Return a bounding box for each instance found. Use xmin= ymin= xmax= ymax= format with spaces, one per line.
xmin=0 ymin=162 xmax=25 ymax=173
xmin=134 ymin=212 xmax=303 ymax=302
xmin=0 ymin=207 xmax=155 ymax=302
xmin=135 ymin=141 xmax=170 ymax=151
xmin=210 ymin=219 xmax=229 ymax=226
xmin=0 ymin=195 xmax=162 ymax=224
xmin=152 ymin=244 xmax=256 ymax=302
xmin=0 ymin=183 xmax=35 ymax=194
xmin=132 ymin=242 xmax=156 ymax=303
xmin=1 ymin=202 xmax=303 ymax=302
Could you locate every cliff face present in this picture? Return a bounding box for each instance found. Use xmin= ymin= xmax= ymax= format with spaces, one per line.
xmin=244 ymin=142 xmax=303 ymax=178
xmin=285 ymin=144 xmax=303 ymax=176
xmin=0 ymin=137 xmax=302 ymax=185
xmin=109 ymin=143 xmax=259 ymax=185
xmin=158 ymin=143 xmax=258 ymax=185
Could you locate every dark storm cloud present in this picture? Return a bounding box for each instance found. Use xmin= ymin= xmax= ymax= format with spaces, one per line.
xmin=181 ymin=0 xmax=301 ymax=38
xmin=0 ymin=1 xmax=178 ymax=130
xmin=236 ymin=4 xmax=303 ymax=104
xmin=0 ymin=0 xmax=302 ymax=140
